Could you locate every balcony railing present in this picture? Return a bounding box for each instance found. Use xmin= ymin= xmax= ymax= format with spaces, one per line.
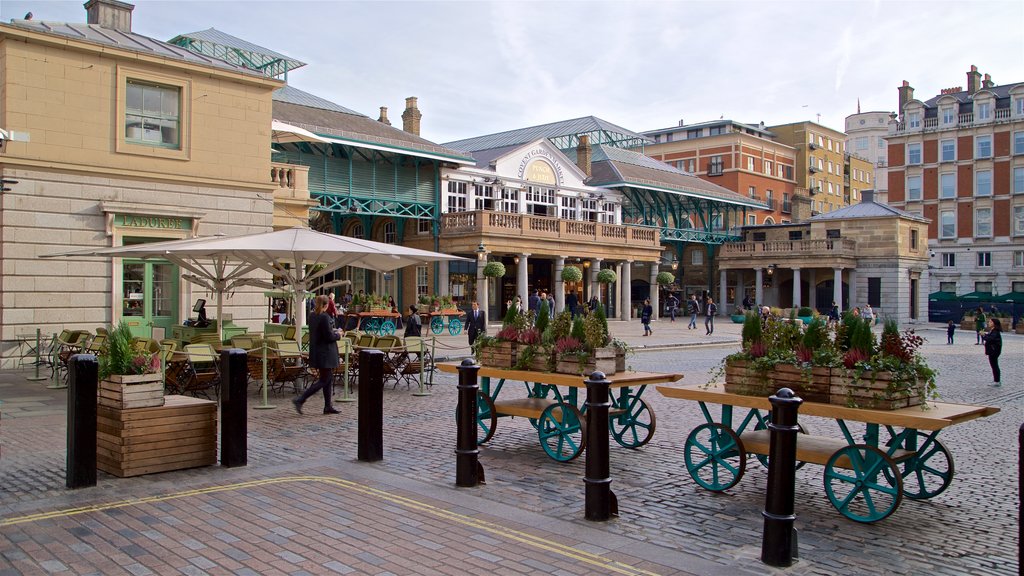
xmin=271 ymin=162 xmax=310 ymax=196
xmin=720 ymin=238 xmax=857 ymax=259
xmin=440 ymin=210 xmax=660 ymax=248
xmin=889 ymin=108 xmax=1019 ymax=135
xmin=764 ymin=198 xmax=776 ymax=211
xmin=781 ymin=201 xmax=792 ymax=213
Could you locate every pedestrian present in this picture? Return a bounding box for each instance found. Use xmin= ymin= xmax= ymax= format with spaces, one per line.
xmin=974 ymin=307 xmax=986 ymax=345
xmin=326 ymin=292 xmax=339 ymax=325
xmin=528 ymin=289 xmax=540 ymax=316
xmin=946 ymin=320 xmax=956 ymax=344
xmin=705 ymin=297 xmax=718 ymax=335
xmin=666 ymin=293 xmax=679 ymax=322
xmin=981 ymin=317 xmax=1002 ymax=386
xmin=852 ymin=307 xmax=861 ymax=318
xmin=828 ymin=301 xmax=840 ymax=325
xmin=742 ymin=294 xmax=754 ymax=312
xmin=760 ymin=305 xmax=771 ymax=325
xmin=404 ymin=304 xmax=421 ymax=338
xmin=389 ymin=296 xmax=403 ymax=330
xmin=467 ymin=300 xmax=486 ymax=346
xmin=566 ymin=291 xmax=578 ymax=318
xmin=293 ymin=295 xmax=341 ymax=415
xmin=589 ymin=295 xmax=600 ymax=313
xmin=641 ymin=298 xmax=653 ymax=336
xmin=513 ymin=295 xmax=523 ymax=313
xmin=863 ymin=304 xmax=874 ymax=325
xmin=539 ymin=292 xmax=552 ymax=316
xmin=687 ymin=294 xmax=700 ymax=329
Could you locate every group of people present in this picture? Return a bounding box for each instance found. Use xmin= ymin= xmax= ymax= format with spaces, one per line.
xmin=641 ymin=293 xmax=717 ymax=336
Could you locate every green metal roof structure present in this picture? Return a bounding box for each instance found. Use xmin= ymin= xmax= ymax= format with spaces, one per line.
xmin=168 ymin=28 xmax=306 ymax=80
xmin=444 ymin=116 xmax=651 ymax=153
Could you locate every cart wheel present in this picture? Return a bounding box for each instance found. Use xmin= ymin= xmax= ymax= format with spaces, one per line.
xmin=755 ymin=421 xmax=810 ymax=470
xmin=538 ymin=403 xmax=586 ymax=462
xmin=380 ymin=320 xmax=396 ymax=335
xmin=448 ymin=317 xmax=463 ymax=336
xmin=824 ymin=445 xmax=903 ymax=523
xmin=610 ymin=395 xmax=657 ymax=448
xmin=365 ymin=318 xmax=381 ymax=334
xmin=684 ymin=423 xmax=746 ymax=492
xmin=889 ymin=432 xmax=954 ymax=500
xmin=455 ymin=390 xmax=497 ymax=445
xmin=430 ymin=316 xmax=444 ymax=335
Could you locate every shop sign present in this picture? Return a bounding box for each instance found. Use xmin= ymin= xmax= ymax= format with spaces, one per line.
xmin=516 ymin=147 xmax=565 ymax=185
xmin=115 ymin=214 xmax=192 ymax=230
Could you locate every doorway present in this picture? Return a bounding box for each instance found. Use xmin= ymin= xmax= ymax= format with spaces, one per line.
xmin=122 ymin=260 xmax=179 ymax=339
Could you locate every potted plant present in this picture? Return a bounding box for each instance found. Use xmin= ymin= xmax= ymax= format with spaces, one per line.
xmin=99 ymin=321 xmax=164 ymax=409
xmin=473 ymin=304 xmax=525 ymax=368
xmin=561 ymin=265 xmax=583 ymax=283
xmin=596 ymin=268 xmax=617 ymax=285
xmin=656 ymin=271 xmax=675 ymax=287
xmin=797 ymin=306 xmax=814 ymax=326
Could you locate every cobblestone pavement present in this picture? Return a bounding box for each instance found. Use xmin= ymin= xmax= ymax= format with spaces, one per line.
xmin=0 ymin=320 xmax=1019 ymax=575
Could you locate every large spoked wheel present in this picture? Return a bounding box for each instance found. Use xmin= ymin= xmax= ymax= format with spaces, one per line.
xmin=380 ymin=320 xmax=396 ymax=335
xmin=754 ymin=421 xmax=810 ymax=470
xmin=538 ymin=403 xmax=586 ymax=462
xmin=365 ymin=318 xmax=381 ymax=335
xmin=889 ymin=432 xmax=954 ymax=500
xmin=684 ymin=423 xmax=746 ymax=491
xmin=448 ymin=317 xmax=463 ymax=336
xmin=430 ymin=316 xmax=444 ymax=335
xmin=609 ymin=395 xmax=657 ymax=448
xmin=455 ymin=390 xmax=497 ymax=445
xmin=824 ymin=445 xmax=903 ymax=523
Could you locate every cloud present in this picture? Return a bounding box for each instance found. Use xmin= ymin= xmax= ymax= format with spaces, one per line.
xmin=834 ymin=26 xmax=854 ymax=93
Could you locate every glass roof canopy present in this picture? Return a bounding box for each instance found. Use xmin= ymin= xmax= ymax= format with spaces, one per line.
xmin=168 ymin=28 xmax=306 ymax=80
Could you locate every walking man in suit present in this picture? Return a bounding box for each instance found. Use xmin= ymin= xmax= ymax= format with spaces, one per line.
xmin=468 ymin=300 xmax=486 ymax=346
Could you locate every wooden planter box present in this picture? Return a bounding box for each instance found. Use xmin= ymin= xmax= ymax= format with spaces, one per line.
xmin=615 ymin=349 xmax=626 ymax=373
xmin=724 ymin=360 xmax=831 ymax=403
xmin=99 ymin=373 xmax=164 ymax=409
xmin=960 ymin=318 xmax=976 ymax=331
xmin=556 ymin=357 xmax=597 ymax=376
xmin=830 ymin=371 xmax=924 ymax=410
xmin=96 ymin=395 xmax=216 ymax=477
xmin=521 ymin=355 xmax=552 ymax=372
xmin=478 ymin=341 xmax=517 ymax=369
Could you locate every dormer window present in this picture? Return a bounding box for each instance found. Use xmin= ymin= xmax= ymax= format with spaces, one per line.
xmin=942 ymin=107 xmax=955 ymax=125
xmin=908 ymin=112 xmax=921 ymax=129
xmin=977 ymin=101 xmax=991 ymax=120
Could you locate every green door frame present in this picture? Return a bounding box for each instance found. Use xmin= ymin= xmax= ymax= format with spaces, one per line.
xmin=121 ymin=259 xmax=179 ymax=339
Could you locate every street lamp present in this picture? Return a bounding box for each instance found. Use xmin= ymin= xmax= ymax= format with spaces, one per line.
xmin=477 ymin=242 xmax=486 ymax=261
xmin=671 ymin=257 xmax=679 ymax=271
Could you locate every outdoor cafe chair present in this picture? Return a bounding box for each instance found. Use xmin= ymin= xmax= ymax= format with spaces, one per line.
xmin=395 ymin=337 xmax=433 ymax=390
xmin=180 ymin=344 xmax=220 ymax=399
xmin=265 ymin=340 xmax=307 ymax=395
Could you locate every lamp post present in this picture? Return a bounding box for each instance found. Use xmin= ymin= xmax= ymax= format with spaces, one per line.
xmin=476 ymin=242 xmax=488 ymax=319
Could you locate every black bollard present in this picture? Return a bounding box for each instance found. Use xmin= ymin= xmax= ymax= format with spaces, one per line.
xmin=761 ymin=387 xmax=803 ymax=567
xmin=220 ymin=348 xmax=248 ymax=468
xmin=455 ymin=358 xmax=484 ymax=487
xmin=67 ymin=354 xmax=98 ymax=489
xmin=584 ymin=371 xmax=618 ymax=520
xmin=357 ymin=349 xmax=384 ymax=462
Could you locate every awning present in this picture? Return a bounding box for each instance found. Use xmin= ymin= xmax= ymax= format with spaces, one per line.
xmin=272 ymin=120 xmax=331 ymax=144
xmin=928 ymin=291 xmax=960 ymax=302
xmin=994 ymin=291 xmax=1024 ymax=303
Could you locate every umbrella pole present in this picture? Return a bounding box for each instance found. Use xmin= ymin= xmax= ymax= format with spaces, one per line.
xmin=412 ymin=338 xmax=430 ymax=397
xmin=336 ymin=344 xmax=354 ymax=403
xmin=254 ymin=340 xmax=275 ymax=410
xmin=47 ymin=332 xmax=66 ymax=389
xmin=216 ymin=290 xmax=224 ymax=344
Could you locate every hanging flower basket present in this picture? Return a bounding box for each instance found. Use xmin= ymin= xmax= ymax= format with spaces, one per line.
xmin=561 ymin=265 xmax=583 ymax=283
xmin=596 ymin=269 xmax=617 ymax=284
xmin=482 ymin=261 xmax=506 ymax=278
xmin=656 ymin=271 xmax=675 ymax=286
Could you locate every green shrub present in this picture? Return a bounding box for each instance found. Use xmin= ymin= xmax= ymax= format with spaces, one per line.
xmin=741 ymin=312 xmax=762 ymax=347
xmin=536 ymin=296 xmax=550 ymax=334
xmin=798 ymin=306 xmax=813 ymax=317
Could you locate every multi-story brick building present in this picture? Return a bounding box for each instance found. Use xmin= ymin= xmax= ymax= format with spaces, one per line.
xmin=845 ymin=153 xmax=874 ymax=206
xmin=642 ymin=120 xmax=800 ymax=225
xmin=768 ymin=121 xmax=853 ymax=215
xmin=886 ymin=66 xmax=1024 ymax=300
xmin=846 ymin=110 xmax=893 ymax=202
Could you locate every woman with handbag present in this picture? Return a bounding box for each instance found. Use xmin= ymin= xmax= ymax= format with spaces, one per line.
xmin=293 ymin=295 xmax=341 ymax=415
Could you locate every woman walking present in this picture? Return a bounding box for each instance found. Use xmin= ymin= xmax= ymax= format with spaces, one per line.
xmin=293 ymin=294 xmax=341 ymax=415
xmin=641 ymin=299 xmax=653 ymax=336
xmin=981 ymin=317 xmax=1002 ymax=386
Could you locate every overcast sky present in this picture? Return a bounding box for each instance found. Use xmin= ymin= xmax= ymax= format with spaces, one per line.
xmin=4 ymin=1 xmax=1022 ymax=144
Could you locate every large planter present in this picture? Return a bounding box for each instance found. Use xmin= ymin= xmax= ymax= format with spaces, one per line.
xmin=798 ymin=316 xmax=813 ymax=326
xmin=99 ymin=373 xmax=165 ymax=409
xmin=478 ymin=341 xmax=517 ymax=369
xmin=1016 ymin=323 xmax=1024 ymax=335
xmin=614 ymin=349 xmax=626 ymax=373
xmin=723 ymin=360 xmax=831 ymax=403
xmin=556 ymin=347 xmax=617 ymax=376
xmin=556 ymin=356 xmax=597 ymax=376
xmin=830 ymin=370 xmax=924 ymax=410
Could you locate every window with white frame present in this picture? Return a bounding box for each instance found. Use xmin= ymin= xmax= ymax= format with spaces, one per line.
xmin=1014 ymin=131 xmax=1024 ymax=155
xmin=908 ymin=112 xmax=921 ymax=128
xmin=498 ymin=187 xmax=519 ymax=213
xmin=579 ymin=198 xmax=597 ymax=222
xmin=828 ymin=161 xmax=833 ymax=174
xmin=764 ymin=160 xmax=773 ymax=175
xmin=687 ymin=159 xmax=696 ymax=173
xmin=827 ymin=139 xmax=833 ymax=151
xmin=525 ymin=186 xmax=555 ymax=217
xmin=818 ymin=136 xmax=824 ymax=147
xmin=125 ymin=80 xmax=181 ymax=148
xmin=910 ymin=228 xmax=919 ymax=250
xmin=383 ymin=221 xmax=397 ymax=244
xmin=828 ymin=182 xmax=834 ymax=195
xmin=708 ymin=155 xmax=723 ymax=175
xmin=473 ymin=184 xmax=496 ymax=210
xmin=447 ymin=180 xmax=467 ymax=212
xmin=975 ymin=281 xmax=993 ymax=292
xmin=942 ymin=107 xmax=956 ymax=125
xmin=976 ymin=135 xmax=992 ymax=158
xmin=818 ymin=158 xmax=824 ymax=171
xmin=941 ymin=139 xmax=955 ymax=162
xmin=418 ymin=219 xmax=432 ymax=234
xmin=1014 ymin=205 xmax=1024 ymax=236
xmin=878 ymin=136 xmax=886 ymax=148
xmin=977 ymin=252 xmax=991 ymax=267
xmin=1015 ymin=251 xmax=1024 ymax=267
xmin=1015 ymin=167 xmax=1024 ymax=194
xmin=808 ymin=132 xmax=815 ymax=144
xmin=598 ymin=201 xmax=615 ymax=223
xmin=907 ymin=143 xmax=922 ymax=165
xmin=940 ymin=210 xmax=955 ymax=238
xmin=941 ymin=253 xmax=956 ymax=267
xmin=907 ymin=175 xmax=922 ymax=200
xmin=747 ymin=214 xmax=756 ymax=225
xmin=855 ymin=136 xmax=868 ymax=151
xmin=691 ymin=250 xmax=703 ymax=266
xmin=416 ymin=266 xmax=429 ymax=297
xmin=1017 ymin=98 xmax=1024 ymax=116
xmin=940 ymin=173 xmax=956 ymax=199
xmin=975 ymin=207 xmax=992 ymax=238
xmin=977 ymin=102 xmax=991 ymax=120
xmin=747 ymin=156 xmax=755 ymax=171
xmin=976 ymin=170 xmax=992 ymax=196
xmin=350 ymin=222 xmax=364 ymax=239
xmin=559 ymin=196 xmax=578 ymax=220
xmin=748 ymin=185 xmax=756 ymax=198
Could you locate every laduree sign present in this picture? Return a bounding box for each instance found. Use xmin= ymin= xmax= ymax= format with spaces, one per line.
xmin=115 ymin=214 xmax=193 ymax=231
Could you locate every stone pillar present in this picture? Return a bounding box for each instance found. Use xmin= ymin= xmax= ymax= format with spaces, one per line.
xmin=792 ymin=268 xmax=801 ymax=309
xmin=554 ymin=256 xmax=565 ymax=314
xmin=620 ymin=261 xmax=631 ymax=321
xmin=736 ymin=271 xmax=745 ymax=309
xmin=755 ymin=268 xmax=764 ymax=307
xmin=808 ymin=269 xmax=817 ymax=310
xmin=615 ymin=262 xmax=623 ymax=318
xmin=848 ymin=269 xmax=858 ymax=309
xmin=833 ymin=267 xmax=843 ymax=311
xmin=439 ymin=260 xmax=450 ymax=297
xmin=719 ymin=268 xmax=728 ymax=313
xmin=591 ymin=258 xmax=604 ymax=305
xmin=519 ymin=254 xmax=530 ymax=308
xmin=649 ymin=264 xmax=660 ymax=321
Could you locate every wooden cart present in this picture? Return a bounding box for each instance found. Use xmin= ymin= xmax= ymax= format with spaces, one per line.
xmin=422 ymin=310 xmax=466 ymax=336
xmin=439 ymin=363 xmax=682 ymax=462
xmin=657 ymin=383 xmax=999 ymax=523
xmin=346 ymin=310 xmax=401 ymax=335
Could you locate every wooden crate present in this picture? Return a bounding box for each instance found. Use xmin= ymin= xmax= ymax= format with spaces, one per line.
xmin=479 ymin=342 xmax=517 ymax=369
xmin=96 ymin=395 xmax=216 ymax=477
xmin=724 ymin=360 xmax=831 ymax=403
xmin=830 ymin=372 xmax=923 ymax=410
xmin=99 ymin=374 xmax=165 ymax=409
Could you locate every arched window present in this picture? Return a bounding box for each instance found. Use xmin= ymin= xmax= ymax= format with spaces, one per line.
xmin=383 ymin=221 xmax=396 ymax=244
xmin=764 ymin=216 xmax=776 ymax=225
xmin=349 ymin=222 xmax=364 ymax=239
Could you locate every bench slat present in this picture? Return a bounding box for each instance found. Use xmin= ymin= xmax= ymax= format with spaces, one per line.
xmin=739 ymin=430 xmax=915 ymax=468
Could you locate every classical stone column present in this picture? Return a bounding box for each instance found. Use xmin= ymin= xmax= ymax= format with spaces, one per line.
xmin=649 ymin=264 xmax=660 ymax=321
xmin=518 ymin=254 xmax=530 ymax=308
xmin=808 ymin=269 xmax=817 ymax=310
xmin=620 ymin=261 xmax=632 ymax=321
xmin=719 ymin=268 xmax=727 ymax=313
xmin=755 ymin=268 xmax=764 ymax=307
xmin=833 ymin=267 xmax=843 ymax=310
xmin=848 ymin=269 xmax=858 ymax=309
xmin=590 ymin=258 xmax=604 ymax=305
xmin=438 ymin=260 xmax=450 ymax=297
xmin=792 ymin=268 xmax=801 ymax=309
xmin=554 ymin=256 xmax=565 ymax=314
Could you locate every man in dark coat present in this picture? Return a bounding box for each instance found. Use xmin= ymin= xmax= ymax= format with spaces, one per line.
xmin=467 ymin=300 xmax=486 ymax=346
xmin=294 ymin=295 xmax=341 ymax=415
xmin=528 ymin=289 xmax=540 ymax=316
xmin=566 ymin=291 xmax=579 ymax=317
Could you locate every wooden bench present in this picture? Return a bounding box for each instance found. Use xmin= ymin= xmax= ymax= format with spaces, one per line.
xmin=738 ymin=429 xmax=915 ymax=468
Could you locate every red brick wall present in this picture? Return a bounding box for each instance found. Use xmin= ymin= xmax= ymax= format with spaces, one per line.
xmin=922 ymin=203 xmax=938 ymax=239
xmin=889 ymin=142 xmax=905 ymax=167
xmin=923 ymin=167 xmax=937 ymax=200
xmin=958 ymin=164 xmax=974 ymax=198
xmin=889 ymin=169 xmax=905 ymax=202
xmin=957 ymin=202 xmax=973 ymax=238
xmin=994 ymin=161 xmax=1010 ymax=196
xmin=923 ymin=140 xmax=937 ymax=164
xmin=958 ymin=135 xmax=973 ymax=161
xmin=994 ymin=198 xmax=1010 ymax=236
xmin=994 ymin=131 xmax=1011 ymax=157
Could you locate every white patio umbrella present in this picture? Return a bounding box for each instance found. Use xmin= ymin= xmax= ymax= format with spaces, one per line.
xmin=43 ymin=227 xmax=469 ymax=341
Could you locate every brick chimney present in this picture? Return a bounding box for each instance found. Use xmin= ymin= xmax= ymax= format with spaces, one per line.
xmin=576 ymin=135 xmax=592 ymax=178
xmin=897 ymin=80 xmax=914 ymax=119
xmin=967 ymin=65 xmax=982 ymax=93
xmin=982 ymin=73 xmax=994 ymax=89
xmin=401 ymin=97 xmax=421 ymax=136
xmin=377 ymin=106 xmax=391 ymax=126
xmin=85 ymin=0 xmax=134 ymax=33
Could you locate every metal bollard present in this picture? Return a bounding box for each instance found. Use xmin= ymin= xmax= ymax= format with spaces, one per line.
xmin=761 ymin=387 xmax=803 ymax=567
xmin=220 ymin=349 xmax=248 ymax=468
xmin=357 ymin=349 xmax=384 ymax=462
xmin=584 ymin=371 xmax=618 ymax=520
xmin=455 ymin=358 xmax=484 ymax=487
xmin=67 ymin=354 xmax=98 ymax=489
xmin=27 ymin=328 xmax=48 ymax=381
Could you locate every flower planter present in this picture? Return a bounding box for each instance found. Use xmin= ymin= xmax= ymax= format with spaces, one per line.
xmin=556 ymin=357 xmax=597 ymax=376
xmin=557 ymin=347 xmax=617 ymax=376
xmin=723 ymin=360 xmax=831 ymax=403
xmin=731 ymin=314 xmax=746 ymax=324
xmin=960 ymin=318 xmax=975 ymax=331
xmin=614 ymin=349 xmax=626 ymax=372
xmin=478 ymin=341 xmax=517 ymax=369
xmin=830 ymin=371 xmax=924 ymax=410
xmin=99 ymin=373 xmax=165 ymax=409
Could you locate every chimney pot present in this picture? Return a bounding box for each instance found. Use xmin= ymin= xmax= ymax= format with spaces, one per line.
xmin=897 ymin=81 xmax=914 ymax=119
xmin=84 ymin=0 xmax=134 ymax=33
xmin=377 ymin=106 xmax=391 ymax=126
xmin=401 ymin=97 xmax=422 ymax=136
xmin=678 ymin=119 xmax=685 ymax=127
xmin=967 ymin=65 xmax=982 ymax=94
xmin=576 ymin=135 xmax=592 ymax=178
xmin=982 ymin=73 xmax=994 ymax=89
